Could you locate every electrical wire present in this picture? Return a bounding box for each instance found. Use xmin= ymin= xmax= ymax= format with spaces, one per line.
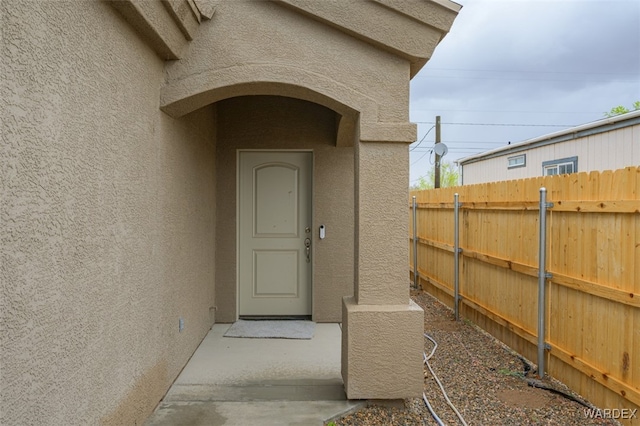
xmin=423 ymin=333 xmax=469 ymax=426
xmin=428 ymin=150 xmax=436 ymax=166
xmin=415 ymin=74 xmax=638 ymax=83
xmin=411 ymin=149 xmax=433 ymax=166
xmin=417 ymin=140 xmax=506 ymax=145
xmin=410 ymin=108 xmax=603 ymax=115
xmin=426 ymin=66 xmax=639 ymax=76
xmin=410 ymin=125 xmax=436 ymax=152
xmin=414 ymin=121 xmax=575 ymax=127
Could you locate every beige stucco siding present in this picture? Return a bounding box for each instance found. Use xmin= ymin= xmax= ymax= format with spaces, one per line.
xmin=3 ymin=0 xmax=462 ymax=416
xmin=2 ymin=2 xmax=217 ymax=424
xmin=354 ymin=141 xmax=410 ymax=305
xmin=163 ymin=0 xmax=410 ymax=124
xmin=215 ymin=96 xmax=354 ymax=323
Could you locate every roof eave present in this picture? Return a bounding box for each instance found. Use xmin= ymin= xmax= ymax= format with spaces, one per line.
xmin=273 ymin=0 xmax=461 ymax=78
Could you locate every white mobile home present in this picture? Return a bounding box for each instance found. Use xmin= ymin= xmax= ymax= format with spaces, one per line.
xmin=457 ymin=110 xmax=640 ymax=185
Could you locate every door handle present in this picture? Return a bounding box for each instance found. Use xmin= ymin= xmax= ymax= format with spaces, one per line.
xmin=304 ymin=238 xmax=311 ymax=263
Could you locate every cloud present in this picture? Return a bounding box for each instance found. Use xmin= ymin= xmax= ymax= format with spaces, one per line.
xmin=412 ymin=0 xmax=639 ymax=102
xmin=409 ymin=0 xmax=640 ymax=182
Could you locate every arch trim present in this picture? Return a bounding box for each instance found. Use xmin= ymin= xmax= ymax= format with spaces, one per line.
xmin=160 ymin=63 xmax=386 ymax=147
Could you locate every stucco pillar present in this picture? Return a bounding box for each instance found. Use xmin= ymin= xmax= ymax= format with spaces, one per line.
xmin=342 ymin=137 xmax=424 ymax=399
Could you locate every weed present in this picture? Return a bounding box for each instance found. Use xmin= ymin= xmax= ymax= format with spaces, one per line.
xmin=497 ymin=368 xmax=524 ymax=378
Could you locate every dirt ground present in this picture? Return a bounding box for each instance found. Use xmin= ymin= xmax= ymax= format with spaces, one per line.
xmin=331 ymin=290 xmax=623 ymax=426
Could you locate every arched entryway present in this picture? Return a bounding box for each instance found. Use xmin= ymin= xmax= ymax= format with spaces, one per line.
xmin=124 ymin=0 xmax=459 ymax=402
xmin=213 ymin=94 xmax=355 ymax=324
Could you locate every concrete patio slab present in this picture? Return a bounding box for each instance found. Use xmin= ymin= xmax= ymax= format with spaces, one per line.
xmin=145 ymin=323 xmax=364 ymax=426
xmin=145 ymin=401 xmax=362 ymax=426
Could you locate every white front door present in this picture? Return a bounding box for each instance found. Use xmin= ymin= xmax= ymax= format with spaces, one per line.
xmin=238 ymin=151 xmax=312 ymax=317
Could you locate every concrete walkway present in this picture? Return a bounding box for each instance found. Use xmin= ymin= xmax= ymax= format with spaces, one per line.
xmin=145 ymin=323 xmax=363 ymax=426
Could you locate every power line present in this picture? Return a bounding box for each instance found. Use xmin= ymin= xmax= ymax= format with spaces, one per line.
xmin=411 ymin=149 xmax=433 ymax=166
xmin=412 ymin=140 xmax=507 ymax=145
xmin=412 ymin=145 xmax=508 ymax=150
xmin=410 ymin=125 xmax=435 ymax=152
xmin=412 ymin=148 xmax=490 ymax=152
xmin=414 ymin=121 xmax=575 ymax=127
xmin=411 ymin=108 xmax=603 ymax=114
xmin=425 ymin=67 xmax=639 ymax=76
xmin=418 ymin=74 xmax=638 ymax=83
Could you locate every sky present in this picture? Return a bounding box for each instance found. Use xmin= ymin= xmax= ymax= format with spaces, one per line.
xmin=409 ymin=0 xmax=640 ymax=185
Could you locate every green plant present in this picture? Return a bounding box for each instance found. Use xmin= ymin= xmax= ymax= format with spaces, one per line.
xmin=411 ymin=161 xmax=460 ymax=190
xmin=497 ymin=367 xmax=524 ymax=378
xmin=604 ymin=101 xmax=640 ymax=117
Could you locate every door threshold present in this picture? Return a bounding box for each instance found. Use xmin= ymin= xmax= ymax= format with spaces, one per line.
xmin=239 ymin=315 xmax=312 ymax=321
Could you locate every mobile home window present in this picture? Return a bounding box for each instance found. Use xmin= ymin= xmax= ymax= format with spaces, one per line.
xmin=507 ymin=154 xmax=526 ymax=169
xmin=542 ymin=156 xmax=578 ymax=176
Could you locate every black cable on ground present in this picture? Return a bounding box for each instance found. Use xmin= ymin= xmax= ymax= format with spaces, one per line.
xmin=517 ymin=354 xmax=532 ymax=376
xmin=525 ymin=378 xmax=594 ymax=409
xmin=513 ymin=352 xmax=593 ymax=409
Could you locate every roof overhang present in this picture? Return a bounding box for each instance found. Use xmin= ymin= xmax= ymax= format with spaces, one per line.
xmin=273 ymin=0 xmax=461 ymax=78
xmin=112 ymin=0 xmax=461 ymax=77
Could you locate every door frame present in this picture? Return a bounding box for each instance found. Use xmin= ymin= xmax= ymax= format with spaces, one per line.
xmin=235 ymin=149 xmax=314 ymax=320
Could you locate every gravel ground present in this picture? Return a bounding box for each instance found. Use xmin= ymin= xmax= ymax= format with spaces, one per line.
xmin=331 ymin=290 xmax=621 ymax=426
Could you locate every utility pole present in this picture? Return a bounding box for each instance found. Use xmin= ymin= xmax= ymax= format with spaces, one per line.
xmin=434 ymin=115 xmax=441 ymax=189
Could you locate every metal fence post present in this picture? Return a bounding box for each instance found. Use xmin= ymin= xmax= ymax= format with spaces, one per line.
xmin=538 ymin=187 xmax=553 ymax=377
xmin=412 ymin=196 xmax=418 ymax=289
xmin=454 ymin=193 xmax=460 ymax=321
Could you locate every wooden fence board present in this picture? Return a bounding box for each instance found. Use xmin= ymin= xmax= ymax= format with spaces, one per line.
xmin=634 ymin=168 xmax=640 ymax=395
xmin=549 ymin=336 xmax=640 ymax=407
xmin=552 ymin=200 xmax=640 ymax=213
xmin=410 ymin=166 xmax=640 ymax=424
xmin=549 ymin=271 xmax=640 ymax=307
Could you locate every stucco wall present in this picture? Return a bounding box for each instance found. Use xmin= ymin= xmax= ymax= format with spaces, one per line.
xmin=163 ymin=0 xmax=410 ymax=124
xmin=215 ymin=96 xmax=354 ymax=323
xmin=354 ymin=141 xmax=410 ymax=305
xmin=2 ymin=2 xmax=216 ymax=424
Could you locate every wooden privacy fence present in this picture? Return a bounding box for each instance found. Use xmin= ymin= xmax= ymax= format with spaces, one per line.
xmin=409 ymin=166 xmax=639 ymax=423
